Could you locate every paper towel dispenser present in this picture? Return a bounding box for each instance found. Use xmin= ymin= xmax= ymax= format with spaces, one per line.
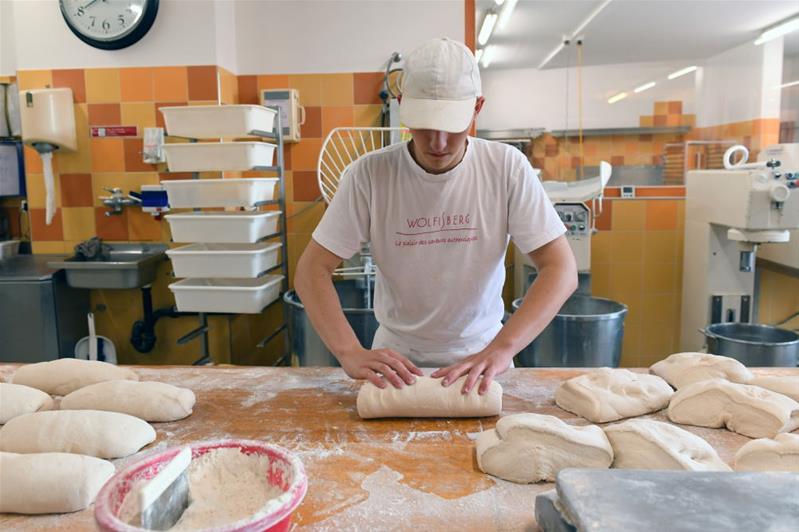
xmin=19 ymin=88 xmax=77 ymax=152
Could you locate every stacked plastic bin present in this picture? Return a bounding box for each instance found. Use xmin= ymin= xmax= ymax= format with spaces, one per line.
xmin=159 ymin=105 xmax=287 ymax=315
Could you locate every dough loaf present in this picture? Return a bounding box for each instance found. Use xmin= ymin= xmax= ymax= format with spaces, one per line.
xmin=667 ymin=379 xmax=799 ymax=439
xmin=748 ymin=376 xmax=799 ymax=402
xmin=734 ymin=433 xmax=799 ymax=472
xmin=0 ymin=452 xmax=114 ymax=514
xmin=61 ymin=380 xmax=196 ymax=422
xmin=0 ymin=383 xmax=53 ymax=424
xmin=0 ymin=410 xmax=155 ymax=459
xmin=649 ymin=352 xmax=752 ymax=389
xmin=11 ymin=358 xmax=138 ymax=396
xmin=604 ymin=418 xmax=730 ymax=471
xmin=475 ymin=413 xmax=613 ymax=483
xmin=555 ymin=368 xmax=673 ymax=423
xmin=356 ymin=376 xmax=501 ymax=419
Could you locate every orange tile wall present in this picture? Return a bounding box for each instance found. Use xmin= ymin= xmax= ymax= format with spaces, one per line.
xmin=15 ymin=66 xmax=386 ymax=366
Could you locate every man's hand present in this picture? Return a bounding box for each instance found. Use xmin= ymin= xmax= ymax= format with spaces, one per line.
xmin=431 ymin=348 xmax=514 ymax=395
xmin=338 ymin=346 xmax=424 ymax=389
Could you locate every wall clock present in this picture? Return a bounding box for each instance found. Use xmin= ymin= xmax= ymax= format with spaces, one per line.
xmin=59 ymin=0 xmax=159 ymax=50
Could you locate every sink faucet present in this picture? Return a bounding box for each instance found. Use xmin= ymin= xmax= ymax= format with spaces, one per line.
xmin=100 ymin=187 xmax=141 ymax=216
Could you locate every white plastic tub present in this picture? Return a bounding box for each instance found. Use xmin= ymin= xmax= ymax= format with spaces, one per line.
xmin=167 ymin=242 xmax=282 ymax=278
xmin=169 ymin=275 xmax=284 ymax=314
xmin=162 ymin=178 xmax=278 ymax=208
xmin=165 ymin=211 xmax=281 ymax=243
xmin=163 ymin=142 xmax=276 ymax=172
xmin=160 ymin=105 xmax=277 ymax=139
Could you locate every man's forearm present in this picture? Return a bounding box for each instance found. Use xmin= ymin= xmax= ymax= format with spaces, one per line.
xmin=294 ymin=266 xmax=363 ymax=359
xmin=487 ymin=263 xmax=577 ymax=357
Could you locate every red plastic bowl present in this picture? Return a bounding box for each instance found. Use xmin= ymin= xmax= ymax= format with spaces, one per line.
xmin=95 ymin=439 xmax=307 ymax=532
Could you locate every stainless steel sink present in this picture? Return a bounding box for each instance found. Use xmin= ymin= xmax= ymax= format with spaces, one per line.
xmin=48 ymin=243 xmax=168 ymax=289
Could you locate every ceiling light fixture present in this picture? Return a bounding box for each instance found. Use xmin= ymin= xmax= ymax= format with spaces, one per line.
xmin=478 ymin=11 xmax=498 ymax=47
xmin=634 ymin=81 xmax=656 ymax=93
xmin=538 ymin=0 xmax=613 ymax=69
xmin=497 ymin=0 xmax=518 ymax=30
xmin=481 ymin=45 xmax=496 ymax=68
xmin=667 ymin=66 xmax=697 ymax=80
xmin=475 ymin=48 xmax=484 ymax=63
xmin=755 ymin=15 xmax=799 ymax=45
xmin=608 ymin=92 xmax=628 ymax=104
xmin=777 ymin=79 xmax=799 ymax=89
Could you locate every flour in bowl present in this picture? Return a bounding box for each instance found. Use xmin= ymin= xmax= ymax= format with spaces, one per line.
xmin=120 ymin=447 xmax=285 ymax=530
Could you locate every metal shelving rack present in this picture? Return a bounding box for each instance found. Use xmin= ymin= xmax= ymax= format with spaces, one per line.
xmin=167 ymin=110 xmax=290 ymax=366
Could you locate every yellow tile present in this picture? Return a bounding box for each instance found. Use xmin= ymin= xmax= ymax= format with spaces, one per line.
xmin=610 ymin=261 xmax=643 ymax=293
xmin=591 ymin=231 xmax=611 ymax=265
xmin=611 ymin=200 xmax=646 ymax=230
xmin=17 ymin=70 xmax=53 ymax=90
xmin=620 ymin=325 xmax=641 ymax=367
xmin=288 ymin=74 xmax=323 ymax=107
xmin=590 ymin=262 xmax=612 ymax=297
xmin=85 ymin=68 xmax=121 ymax=103
xmin=643 ymin=261 xmax=678 ymax=293
xmin=610 ymin=231 xmax=644 ymax=263
xmin=25 ymin=172 xmax=62 ymax=209
xmin=643 ymin=231 xmax=678 ymax=265
xmin=612 ymin=289 xmax=642 ymax=326
xmin=120 ymin=102 xmax=156 ymax=131
xmin=287 ymin=201 xmax=325 ymax=233
xmin=320 ymin=74 xmax=354 ymax=106
xmin=287 ymin=232 xmax=312 ymax=288
xmin=642 ymin=293 xmax=678 ymax=325
xmin=58 ymin=104 xmax=92 ymax=173
xmin=32 ymin=241 xmax=66 ymax=254
xmin=353 ymin=104 xmax=383 ymax=127
xmin=61 ymin=207 xmax=96 ymax=241
xmin=639 ymin=324 xmax=675 ymax=366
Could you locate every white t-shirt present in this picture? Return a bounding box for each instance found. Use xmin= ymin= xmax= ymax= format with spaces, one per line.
xmin=312 ymin=137 xmax=565 ymax=359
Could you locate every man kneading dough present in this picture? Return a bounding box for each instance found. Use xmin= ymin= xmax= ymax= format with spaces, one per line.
xmin=295 ymin=38 xmax=576 ymax=395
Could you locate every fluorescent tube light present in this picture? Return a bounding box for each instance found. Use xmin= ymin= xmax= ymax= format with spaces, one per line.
xmin=634 ymin=81 xmax=656 ymax=93
xmin=481 ymin=45 xmax=496 ymax=68
xmin=668 ymin=66 xmax=697 ymax=80
xmin=494 ymin=0 xmax=505 ymax=5
xmin=497 ymin=0 xmax=518 ymax=30
xmin=755 ymin=15 xmax=799 ymax=45
xmin=777 ymin=79 xmax=799 ymax=89
xmin=608 ymin=92 xmax=628 ymax=104
xmin=478 ymin=11 xmax=498 ymax=46
xmin=539 ymin=41 xmax=565 ymax=69
xmin=475 ymin=49 xmax=484 ymax=63
xmin=572 ymin=0 xmax=613 ymax=37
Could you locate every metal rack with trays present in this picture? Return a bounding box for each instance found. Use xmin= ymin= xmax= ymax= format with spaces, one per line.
xmin=160 ymin=106 xmax=290 ymax=365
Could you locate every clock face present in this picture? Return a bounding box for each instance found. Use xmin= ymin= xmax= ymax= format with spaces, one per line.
xmin=59 ymin=0 xmax=158 ymax=50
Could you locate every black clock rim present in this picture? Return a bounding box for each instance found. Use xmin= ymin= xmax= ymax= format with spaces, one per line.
xmin=59 ymin=0 xmax=159 ymax=51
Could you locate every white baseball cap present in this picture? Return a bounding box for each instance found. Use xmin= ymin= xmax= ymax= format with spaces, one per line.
xmin=400 ymin=38 xmax=482 ymax=133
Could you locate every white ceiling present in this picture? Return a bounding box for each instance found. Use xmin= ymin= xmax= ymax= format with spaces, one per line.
xmin=475 ymin=0 xmax=799 ymax=70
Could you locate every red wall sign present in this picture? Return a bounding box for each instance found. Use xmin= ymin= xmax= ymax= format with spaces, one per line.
xmin=91 ymin=126 xmax=138 ymax=138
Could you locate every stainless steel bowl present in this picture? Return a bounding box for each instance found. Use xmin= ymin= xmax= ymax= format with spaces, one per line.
xmin=702 ymin=323 xmax=799 ymax=367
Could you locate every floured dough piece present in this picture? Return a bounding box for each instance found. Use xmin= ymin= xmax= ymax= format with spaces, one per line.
xmin=555 ymin=368 xmax=673 ymax=423
xmin=0 ymin=410 xmax=155 ymax=459
xmin=748 ymin=376 xmax=799 ymax=402
xmin=61 ymin=380 xmax=196 ymax=422
xmin=734 ymin=433 xmax=799 ymax=472
xmin=11 ymin=358 xmax=138 ymax=396
xmin=649 ymin=352 xmax=752 ymax=389
xmin=357 ymin=376 xmax=501 ymax=419
xmin=0 ymin=383 xmax=54 ymax=424
xmin=475 ymin=413 xmax=612 ymax=483
xmin=668 ymin=379 xmax=799 ymax=439
xmin=0 ymin=452 xmax=114 ymax=514
xmin=604 ymin=418 xmax=730 ymax=471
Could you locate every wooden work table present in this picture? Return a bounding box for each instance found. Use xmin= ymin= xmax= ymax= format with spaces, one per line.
xmin=1 ymin=365 xmax=797 ymax=531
